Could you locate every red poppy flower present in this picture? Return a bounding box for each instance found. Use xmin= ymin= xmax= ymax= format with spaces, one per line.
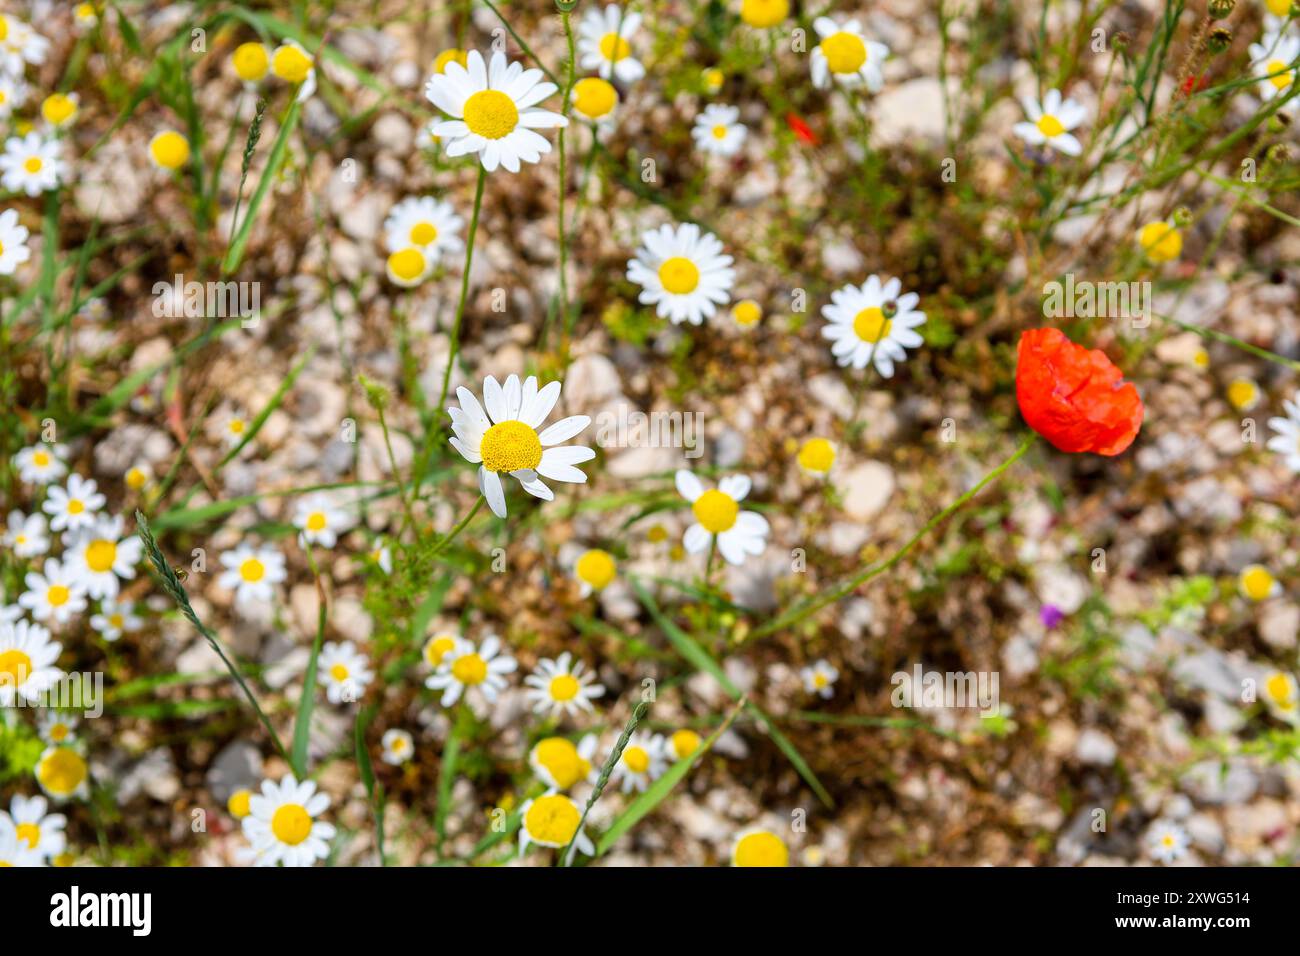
xmin=785 ymin=112 xmax=819 ymax=146
xmin=1015 ymin=328 xmax=1143 ymax=455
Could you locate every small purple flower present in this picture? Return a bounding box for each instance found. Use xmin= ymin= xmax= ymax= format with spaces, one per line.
xmin=1039 ymin=604 xmax=1065 ymax=629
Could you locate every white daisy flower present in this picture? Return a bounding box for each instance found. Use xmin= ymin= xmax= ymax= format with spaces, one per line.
xmin=124 ymin=462 xmax=153 ymax=493
xmin=422 ymin=631 xmax=459 ymax=670
xmin=448 ymin=373 xmax=594 ymax=519
xmin=0 ymin=604 xmax=19 ymax=625
xmin=18 ymin=559 xmax=88 ymax=624
xmin=7 ymin=794 xmax=66 ymax=861
xmin=571 ymin=76 xmax=619 ymax=126
xmin=34 ymin=745 xmax=90 ymax=802
xmin=664 ymin=728 xmax=703 ymax=763
xmin=270 ymin=40 xmax=316 ymax=102
xmin=1261 ymin=670 xmax=1299 ymax=725
xmin=89 ymin=600 xmax=143 ymax=642
xmin=0 ymin=618 xmax=62 ymax=704
xmin=425 ymin=49 xmax=568 ymax=173
xmin=674 ymin=470 xmax=770 ymax=566
xmin=385 ymin=246 xmax=434 ymax=288
xmin=611 ymin=731 xmax=667 ymax=793
xmin=381 ymin=728 xmax=414 ymax=766
xmin=1239 ymin=564 xmax=1282 ymax=602
xmin=37 ymin=710 xmax=79 ymax=746
xmin=626 ymin=222 xmax=736 ymax=326
xmin=318 ymin=640 xmax=373 ymax=705
xmin=1145 ymin=820 xmax=1190 ymax=863
xmin=242 ymin=775 xmax=335 ymax=867
xmin=383 ymin=195 xmax=464 ymax=260
xmin=62 ymin=513 xmax=143 ymax=600
xmin=4 ymin=510 xmax=49 ymax=558
xmin=529 ymin=734 xmax=599 ymax=790
xmin=519 ymin=791 xmax=595 ymax=858
xmin=0 ymin=17 xmax=49 ymax=73
xmin=72 ymin=3 xmax=99 ymax=33
xmin=574 ymin=547 xmax=617 ymax=597
xmin=821 ymin=274 xmax=926 ymax=377
xmin=218 ymin=410 xmax=251 ymax=449
xmin=217 ymin=543 xmax=287 ymax=606
xmin=0 ymin=815 xmax=43 ymax=867
xmin=1012 ymin=88 xmax=1087 ymax=156
xmin=0 ymin=132 xmax=64 ymax=195
xmin=42 ymin=474 xmax=104 ymax=533
xmin=0 ymin=74 xmax=28 ymax=120
xmin=692 ymin=103 xmax=747 ymax=157
xmin=0 ymin=207 xmax=30 ymax=275
xmin=810 ymin=16 xmax=889 ymax=92
xmin=576 ymin=4 xmax=645 ymax=83
xmin=13 ymin=442 xmax=67 ymax=484
xmin=523 ymin=652 xmax=606 ymax=719
xmin=425 ymin=634 xmax=517 ymax=707
xmin=1249 ymin=32 xmax=1299 ymax=112
xmin=1266 ymin=390 xmax=1300 ymax=472
xmin=801 ymin=659 xmax=839 ymax=699
xmin=293 ymin=494 xmax=351 ymax=549
xmin=368 ymin=538 xmax=393 ymax=574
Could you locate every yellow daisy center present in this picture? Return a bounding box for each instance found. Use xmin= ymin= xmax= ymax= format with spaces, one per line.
xmin=50 ymin=724 xmax=69 ymax=742
xmin=734 ymin=830 xmax=789 ymax=867
xmin=853 ymin=306 xmax=891 ymax=343
xmin=272 ymin=45 xmax=312 ymax=84
xmin=232 ymin=43 xmax=269 ymax=82
xmin=549 ymin=673 xmax=581 ymax=701
xmin=424 ymin=635 xmax=456 ymax=667
xmin=387 ymin=248 xmax=427 ymax=282
xmin=270 ymin=803 xmax=312 ymax=845
xmin=576 ymin=549 xmax=616 ymax=590
xmin=0 ymin=17 xmax=8 ymax=42
xmin=85 ymin=539 xmax=116 ymax=573
xmin=46 ymin=585 xmax=70 ymax=607
xmin=732 ymin=299 xmax=762 ymax=326
xmin=42 ymin=94 xmax=76 ymax=126
xmin=23 ymin=156 xmax=42 ymax=174
xmin=15 ymin=823 xmax=40 ymax=849
xmin=32 ymin=451 xmax=50 ymax=466
xmin=67 ymin=499 xmax=85 ymax=515
xmin=479 ymin=419 xmax=543 ymax=473
xmin=451 ymin=652 xmax=488 ymax=685
xmin=740 ymin=0 xmax=790 ymax=28
xmin=1267 ymin=0 xmax=1290 ymax=14
xmin=670 ymin=729 xmax=701 ymax=759
xmin=239 ymin=558 xmax=265 ymax=583
xmin=433 ymin=48 xmax=469 ymax=74
xmin=0 ymin=648 xmax=33 ymax=686
xmin=1036 ymin=114 xmax=1065 ymax=138
xmin=463 ymin=89 xmax=519 ymax=140
xmin=109 ymin=614 xmax=124 ymax=629
xmin=1241 ymin=566 xmax=1275 ymax=602
xmin=524 ymin=794 xmax=581 ymax=845
xmin=599 ymin=33 xmax=631 ymax=62
xmin=150 ymin=131 xmax=190 ymax=169
xmin=227 ymin=789 xmax=251 ymax=818
xmin=573 ymin=76 xmax=617 ymax=118
xmin=658 ymin=256 xmax=700 ymax=295
xmin=305 ymin=512 xmax=327 ymax=532
xmin=813 ymin=672 xmax=829 ymax=687
xmin=622 ymin=745 xmax=650 ymax=774
xmin=229 ymin=419 xmax=246 ymax=434
xmin=821 ymin=32 xmax=867 ymax=74
xmin=797 ymin=437 xmax=836 ymax=473
xmin=1162 ymin=834 xmax=1175 ymax=848
xmin=329 ymin=663 xmax=350 ymax=682
xmin=1265 ymin=672 xmax=1294 ymax=706
xmin=1226 ymin=379 xmax=1257 ymax=410
xmin=1267 ymin=60 xmax=1292 ymax=91
xmin=1138 ymin=221 xmax=1182 ymax=262
xmin=126 ymin=468 xmax=148 ymax=489
xmin=409 ymin=221 xmax=438 ymax=246
xmin=533 ymin=737 xmax=586 ymax=789
xmin=37 ymin=748 xmax=87 ymax=796
xmin=692 ymin=489 xmax=739 ymax=533
xmin=712 ymin=123 xmax=729 ymax=140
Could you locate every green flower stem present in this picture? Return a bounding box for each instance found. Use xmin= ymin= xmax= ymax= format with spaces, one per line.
xmin=752 ymin=432 xmax=1038 ymax=640
xmin=556 ymin=7 xmax=577 ymax=347
xmin=429 ymin=494 xmax=485 ymax=557
xmin=436 ymin=165 xmax=488 ymax=418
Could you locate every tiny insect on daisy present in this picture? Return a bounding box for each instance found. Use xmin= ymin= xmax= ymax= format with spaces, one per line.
xmin=63 ymin=513 xmax=143 ymax=600
xmin=7 ymin=794 xmax=66 ymax=861
xmin=1266 ymin=390 xmax=1300 ymax=473
xmin=1145 ymin=820 xmax=1190 ymax=863
xmin=293 ymin=494 xmax=351 ymax=549
xmin=577 ymin=4 xmax=645 ymax=83
xmin=611 ymin=731 xmax=667 ymax=793
xmin=797 ymin=437 xmax=836 ymax=476
xmin=217 ymin=543 xmax=287 ymax=606
xmin=675 ymin=470 xmax=770 ymax=566
xmin=40 ymin=92 xmax=78 ymax=129
xmin=425 ymin=49 xmax=568 ymax=173
xmin=519 ymin=791 xmax=595 ymax=858
xmin=381 ymin=728 xmax=415 ymax=766
xmin=38 ymin=710 xmax=79 ymax=746
xmin=89 ymin=600 xmax=143 ymax=642
xmin=740 ymin=0 xmax=790 ymax=28
xmin=574 ymin=548 xmax=617 ymax=596
xmin=35 ymin=745 xmax=89 ymax=802
xmin=4 ymin=510 xmax=49 ymax=558
xmin=13 ymin=442 xmax=66 ymax=484
xmin=810 ymin=16 xmax=889 ymax=92
xmin=530 ymin=734 xmax=599 ymax=790
xmin=422 ymin=631 xmax=459 ymax=670
xmin=271 ymin=40 xmax=316 ymax=101
xmin=664 ymin=728 xmax=702 ymax=763
xmin=732 ymin=827 xmax=789 ymax=867
xmin=0 ymin=74 xmax=29 ymax=120
xmin=318 ymin=640 xmax=374 ymax=705
xmin=0 ymin=207 xmax=31 ymax=275
xmin=147 ymin=130 xmax=190 ymax=171
xmin=524 ymin=652 xmax=607 ymax=719
xmin=626 ymin=222 xmax=736 ymax=326
xmin=692 ymin=103 xmax=747 ymax=157
xmin=1239 ymin=564 xmax=1281 ymax=602
xmin=0 ymin=619 xmax=62 ymax=705
xmin=1249 ymin=32 xmax=1299 ymax=112
xmin=821 ymin=274 xmax=927 ymax=377
xmin=42 ymin=474 xmax=105 ymax=533
xmin=801 ymin=659 xmax=839 ymax=699
xmin=383 ymin=196 xmax=464 ymax=261
xmin=1136 ymin=220 xmax=1182 ymax=263
xmin=19 ymin=559 xmax=88 ymax=624
xmin=425 ymin=634 xmax=517 ymax=706
xmin=0 ymin=816 xmax=42 ymax=867
xmin=571 ymin=76 xmax=619 ymax=125
xmin=242 ymin=775 xmax=335 ymax=867
xmin=1013 ymin=88 xmax=1087 ymax=156
xmin=448 ymin=374 xmax=595 ymax=519
xmin=231 ymin=41 xmax=270 ymax=85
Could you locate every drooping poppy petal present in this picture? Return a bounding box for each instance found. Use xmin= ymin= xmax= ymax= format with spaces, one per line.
xmin=785 ymin=111 xmax=819 ymax=146
xmin=1015 ymin=328 xmax=1143 ymax=456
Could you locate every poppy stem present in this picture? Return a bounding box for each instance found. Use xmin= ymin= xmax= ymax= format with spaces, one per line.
xmin=751 ymin=432 xmax=1039 ymax=640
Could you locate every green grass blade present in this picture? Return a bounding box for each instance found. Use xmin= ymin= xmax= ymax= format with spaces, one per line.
xmin=222 ymin=99 xmax=301 ymax=275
